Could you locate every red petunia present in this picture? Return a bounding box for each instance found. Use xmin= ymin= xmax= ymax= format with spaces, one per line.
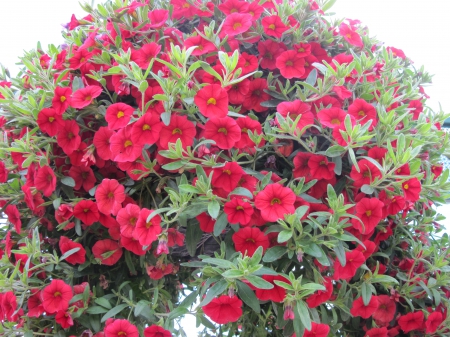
xmin=195 ymin=84 xmax=229 ymax=118
xmin=339 ymin=23 xmax=363 ymax=47
xmin=276 ymin=50 xmax=305 ymax=79
xmin=73 ymin=199 xmax=100 ymax=225
xmin=303 ymin=322 xmax=330 ymax=337
xmin=348 ymin=98 xmax=377 ymax=130
xmin=203 ymin=295 xmax=243 ymax=324
xmin=254 ymin=275 xmax=290 ymax=302
xmin=27 ymin=289 xmax=44 ymax=318
xmin=222 ymin=13 xmax=253 ymax=36
xmin=218 ymin=0 xmax=249 ymax=15
xmin=350 ymin=296 xmax=379 ymax=319
xmin=204 ymin=116 xmax=241 ymax=149
xmin=261 ymin=15 xmax=288 ymax=38
xmin=425 ymin=311 xmax=443 ymax=334
xmin=37 ymin=108 xmax=64 ymax=136
xmin=402 ymin=178 xmax=421 ymax=202
xmin=258 ymin=40 xmax=287 ymax=70
xmin=57 ymin=120 xmax=81 ymax=155
xmin=92 ymin=239 xmax=123 ymax=266
xmin=93 ymin=126 xmax=115 ymax=160
xmin=372 ymin=295 xmax=396 ymax=323
xmin=104 ymin=319 xmax=139 ymax=337
xmin=68 ymin=165 xmax=96 ymax=191
xmin=70 ymin=85 xmax=102 ymax=109
xmin=242 ymin=78 xmax=270 ymax=112
xmin=363 ymin=327 xmax=388 ymax=337
xmin=148 ymin=9 xmax=169 ymax=29
xmin=110 ymin=126 xmax=144 ymax=162
xmin=116 ymin=203 xmax=140 ymax=238
xmin=308 ymin=154 xmax=336 ymax=180
xmin=352 ymin=197 xmax=384 ymax=234
xmin=95 ymin=179 xmax=124 ymax=216
xmin=59 ymin=236 xmax=86 ymax=265
xmin=333 ymin=249 xmax=365 ymax=280
xmin=306 ymin=277 xmax=333 ymax=308
xmin=211 ymin=162 xmax=245 ymax=193
xmin=105 ymin=103 xmax=135 ymax=130
xmin=184 ymin=35 xmax=216 ymax=56
xmin=317 ymin=108 xmax=348 ymax=129
xmin=5 ymin=205 xmax=21 ymax=233
xmin=196 ymin=212 xmax=216 ymax=233
xmin=55 ymin=311 xmax=74 ymax=329
xmin=144 ymin=325 xmax=172 ymax=337
xmin=350 ymin=159 xmax=383 ymax=188
xmin=232 ymin=227 xmax=269 ymax=256
xmin=224 ymin=197 xmax=254 ymax=225
xmin=69 ymin=48 xmax=92 ymax=69
xmin=235 ymin=116 xmax=264 ymax=150
xmin=133 ymin=208 xmax=162 ymax=246
xmin=236 ymin=52 xmax=258 ymax=75
xmin=158 ymin=114 xmax=196 ymax=150
xmin=277 ymin=100 xmax=314 ymax=132
xmin=131 ymin=113 xmax=162 ymax=146
xmin=254 ymin=184 xmax=296 ymax=222
xmin=397 ymin=311 xmax=424 ymax=333
xmin=133 ymin=42 xmax=161 ymax=69
xmin=41 ymin=279 xmax=73 ymax=314
xmin=34 ymin=165 xmax=57 ymax=197
xmin=228 ymin=79 xmax=250 ymax=105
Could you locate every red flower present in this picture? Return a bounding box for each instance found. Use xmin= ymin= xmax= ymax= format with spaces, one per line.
xmin=41 ymin=279 xmax=73 ymax=314
xmin=70 ymin=85 xmax=102 ymax=109
xmin=223 ymin=13 xmax=253 ymax=36
xmin=211 ymin=162 xmax=245 ymax=193
xmin=105 ymin=103 xmax=135 ymax=130
xmin=148 ymin=9 xmax=169 ymax=29
xmin=158 ymin=114 xmax=196 ymax=150
xmin=350 ymin=159 xmax=383 ymax=188
xmin=352 ymin=197 xmax=384 ymax=234
xmin=306 ymin=277 xmax=333 ymax=308
xmin=5 ymin=205 xmax=21 ymax=234
xmin=59 ymin=236 xmax=86 ymax=265
xmin=261 ymin=15 xmax=288 ymax=38
xmin=254 ymin=184 xmax=296 ymax=222
xmin=146 ymin=263 xmax=173 ymax=280
xmin=37 ymin=108 xmax=63 ymax=136
xmin=104 ymin=319 xmax=139 ymax=337
xmin=277 ymin=100 xmax=314 ymax=132
xmin=402 ymin=178 xmax=421 ymax=202
xmin=339 ymin=23 xmax=363 ymax=47
xmin=27 ymin=289 xmax=44 ymax=318
xmin=224 ymin=197 xmax=254 ymax=225
xmin=350 ymin=296 xmax=379 ymax=319
xmin=68 ymin=165 xmax=96 ymax=191
xmin=203 ymin=295 xmax=243 ymax=324
xmin=196 ymin=212 xmax=216 ymax=233
xmin=235 ymin=116 xmax=263 ymax=150
xmin=93 ymin=126 xmax=115 ymax=160
xmin=317 ymin=108 xmax=348 ymax=129
xmin=116 ymin=203 xmax=140 ymax=238
xmin=204 ymin=116 xmax=241 ymax=149
xmin=242 ymin=78 xmax=270 ymax=112
xmin=133 ymin=42 xmax=161 ymax=69
xmin=397 ymin=311 xmax=424 ymax=333
xmin=131 ymin=113 xmax=162 ymax=146
xmin=333 ymin=249 xmax=365 ymax=280
xmin=110 ymin=126 xmax=144 ymax=162
xmin=69 ymin=48 xmax=92 ymax=69
xmin=276 ymin=50 xmax=305 ymax=79
xmin=364 ymin=327 xmax=388 ymax=337
xmin=258 ymin=40 xmax=287 ymax=70
xmin=0 ymin=291 xmax=17 ymax=321
xmin=34 ymin=165 xmax=56 ymax=197
xmin=348 ymin=98 xmax=377 ymax=130
xmin=228 ymin=79 xmax=250 ymax=104
xmin=425 ymin=311 xmax=443 ymax=334
xmin=254 ymin=275 xmax=290 ymax=302
xmin=218 ymin=0 xmax=249 ymax=15
xmin=184 ymin=35 xmax=216 ymax=56
xmin=55 ymin=311 xmax=74 ymax=329
xmin=144 ymin=325 xmax=172 ymax=337
xmin=92 ymin=239 xmax=123 ymax=266
xmin=308 ymin=154 xmax=336 ymax=180
xmin=134 ymin=208 xmax=162 ymax=246
xmin=236 ymin=52 xmax=258 ymax=75
xmin=95 ymin=179 xmax=126 ymax=216
xmin=232 ymin=227 xmax=269 ymax=256
xmin=57 ymin=120 xmax=82 ymax=155
xmin=303 ymin=322 xmax=330 ymax=337
xmin=194 ymin=84 xmax=229 ymax=118
xmin=73 ymin=199 xmax=100 ymax=226
xmin=121 ymin=236 xmax=149 ymax=256
xmin=372 ymin=295 xmax=396 ymax=323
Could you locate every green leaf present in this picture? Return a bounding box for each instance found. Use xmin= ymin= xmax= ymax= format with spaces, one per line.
xmin=186 ymin=222 xmax=203 ymax=256
xmin=236 ymin=280 xmax=260 ymax=313
xmin=361 ymin=184 xmax=374 ymax=195
xmin=208 ymin=200 xmax=220 ymax=219
xmin=213 ymin=212 xmax=228 ymax=236
xmin=86 ymin=306 xmax=110 ymax=314
xmin=296 ymin=300 xmax=311 ymax=331
xmin=361 ymin=282 xmax=372 ymax=306
xmin=334 ymin=241 xmax=346 ymax=267
xmin=303 ymin=243 xmax=323 ymax=258
xmin=202 ymin=258 xmax=236 ymax=269
xmin=95 ymin=297 xmax=112 ymax=309
xmin=178 ymin=184 xmax=199 ymax=193
xmin=372 ymin=275 xmax=399 ymax=284
xmin=60 ymin=247 xmax=80 ymax=262
xmin=168 ymin=307 xmax=189 ymax=320
xmin=278 ymin=230 xmax=293 ymax=243
xmin=305 ymin=68 xmax=317 ymax=86
xmin=325 ymin=145 xmax=345 ymax=157
xmin=134 ymin=301 xmax=155 ymax=320
xmin=262 ymin=246 xmax=287 ymax=262
xmin=245 ymin=275 xmax=274 ymax=289
xmin=322 ymin=0 xmax=337 ymax=12
xmin=200 ymin=279 xmax=228 ymax=306
xmin=101 ymin=303 xmax=129 ymax=322
xmin=222 ymin=269 xmax=245 ymax=278
xmin=162 ymin=161 xmax=186 ymax=170
xmin=230 ymin=187 xmax=253 ymax=199
xmin=124 ymin=250 xmax=137 ymax=275
xmin=61 ymin=176 xmax=76 ymax=187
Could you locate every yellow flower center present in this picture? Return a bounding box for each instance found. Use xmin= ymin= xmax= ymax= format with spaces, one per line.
xmin=271 ymin=198 xmax=281 ymax=205
xmin=268 ymin=24 xmax=276 ymax=30
xmin=207 ymin=97 xmax=217 ymax=105
xmin=60 ymin=96 xmax=66 ymax=102
xmin=143 ymin=124 xmax=151 ymax=130
xmin=172 ymin=128 xmax=182 ymax=135
xmin=233 ymin=22 xmax=242 ymax=30
xmin=117 ymin=111 xmax=125 ymax=118
xmin=49 ymin=117 xmax=55 ymax=122
xmin=124 ymin=140 xmax=133 ymax=147
xmin=218 ymin=127 xmax=228 ymax=134
xmin=365 ymin=210 xmax=372 ymax=217
xmin=331 ymin=118 xmax=341 ymax=125
xmin=404 ymin=184 xmax=409 ymax=190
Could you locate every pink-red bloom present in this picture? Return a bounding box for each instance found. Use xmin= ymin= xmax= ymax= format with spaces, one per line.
xmin=92 ymin=239 xmax=123 ymax=266
xmin=59 ymin=236 xmax=86 ymax=265
xmin=104 ymin=319 xmax=139 ymax=337
xmin=203 ymin=295 xmax=243 ymax=324
xmin=195 ymin=84 xmax=229 ymax=118
xmin=105 ymin=103 xmax=134 ymax=130
xmin=95 ymin=179 xmax=126 ymax=216
xmin=204 ymin=117 xmax=241 ymax=149
xmin=70 ymin=85 xmax=102 ymax=109
xmin=232 ymin=227 xmax=269 ymax=256
xmin=222 ymin=13 xmax=253 ymax=36
xmin=41 ymin=279 xmax=73 ymax=314
xmin=254 ymin=184 xmax=296 ymax=222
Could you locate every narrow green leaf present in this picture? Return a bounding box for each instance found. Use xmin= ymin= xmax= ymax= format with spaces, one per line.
xmin=213 ymin=212 xmax=228 ymax=236
xmin=236 ymin=280 xmax=260 ymax=313
xmin=296 ymin=300 xmax=311 ymax=331
xmin=245 ymin=275 xmax=274 ymax=289
xmin=208 ymin=200 xmax=220 ymax=219
xmin=186 ymin=222 xmax=203 ymax=256
xmin=200 ymin=279 xmax=228 ymax=306
xmin=101 ymin=303 xmax=129 ymax=322
xmin=361 ymin=283 xmax=372 ymax=306
xmin=262 ymin=246 xmax=287 ymax=262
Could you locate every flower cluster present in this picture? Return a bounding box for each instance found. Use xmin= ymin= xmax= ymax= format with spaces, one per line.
xmin=0 ymin=0 xmax=449 ymax=336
